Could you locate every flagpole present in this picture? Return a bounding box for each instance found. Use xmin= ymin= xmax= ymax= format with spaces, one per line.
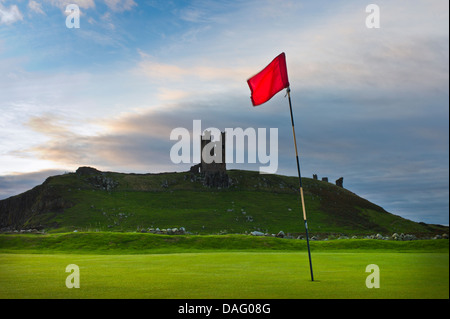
xmin=286 ymin=87 xmax=314 ymax=281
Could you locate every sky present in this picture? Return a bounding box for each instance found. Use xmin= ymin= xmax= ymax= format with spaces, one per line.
xmin=0 ymin=0 xmax=448 ymax=225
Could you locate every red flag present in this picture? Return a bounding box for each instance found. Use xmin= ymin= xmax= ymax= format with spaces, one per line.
xmin=247 ymin=52 xmax=290 ymax=106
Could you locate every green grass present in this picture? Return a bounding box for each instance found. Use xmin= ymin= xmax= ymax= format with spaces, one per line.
xmin=0 ymin=252 xmax=448 ymax=299
xmin=1 ymin=232 xmax=448 ymax=254
xmin=0 ymin=233 xmax=448 ymax=299
xmin=3 ymin=168 xmax=447 ymax=299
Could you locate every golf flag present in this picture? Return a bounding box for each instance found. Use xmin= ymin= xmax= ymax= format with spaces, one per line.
xmin=247 ymin=52 xmax=290 ymax=106
xmin=248 ymin=52 xmax=314 ymax=281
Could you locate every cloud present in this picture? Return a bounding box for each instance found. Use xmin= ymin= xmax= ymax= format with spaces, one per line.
xmin=27 ymin=0 xmax=137 ymax=15
xmin=175 ymin=0 xmax=238 ymax=24
xmin=28 ymin=1 xmax=45 ymax=15
xmin=0 ymin=169 xmax=65 ymax=200
xmin=132 ymin=53 xmax=255 ymax=104
xmin=0 ymin=3 xmax=23 ymax=25
xmin=135 ymin=56 xmax=253 ymax=84
xmin=19 ymin=110 xmax=178 ymax=172
xmin=157 ymin=88 xmax=192 ymax=101
xmin=139 ymin=0 xmax=448 ymax=102
xmin=42 ymin=0 xmax=95 ymax=10
xmin=103 ymin=0 xmax=136 ymax=12
xmin=17 ymin=94 xmax=272 ymax=174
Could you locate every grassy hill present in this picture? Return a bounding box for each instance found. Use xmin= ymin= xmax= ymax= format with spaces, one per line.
xmin=0 ymin=167 xmax=446 ymax=236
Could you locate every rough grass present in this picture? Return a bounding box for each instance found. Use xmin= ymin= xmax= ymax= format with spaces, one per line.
xmin=0 ymin=232 xmax=448 ymax=254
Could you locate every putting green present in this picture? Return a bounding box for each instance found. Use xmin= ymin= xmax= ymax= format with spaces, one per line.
xmin=0 ymin=251 xmax=448 ymax=299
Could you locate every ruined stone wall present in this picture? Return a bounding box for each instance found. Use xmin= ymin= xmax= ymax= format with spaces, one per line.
xmin=313 ymin=173 xmax=344 ymax=189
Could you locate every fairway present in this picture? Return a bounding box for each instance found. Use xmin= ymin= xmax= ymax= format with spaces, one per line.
xmin=1 ymin=251 xmax=448 ymax=299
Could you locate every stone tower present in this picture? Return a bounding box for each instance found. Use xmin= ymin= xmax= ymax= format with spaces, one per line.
xmin=200 ymin=131 xmax=226 ymax=173
xmin=190 ymin=131 xmax=229 ymax=187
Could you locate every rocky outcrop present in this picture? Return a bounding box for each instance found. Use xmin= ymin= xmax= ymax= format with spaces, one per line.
xmin=203 ymin=171 xmax=230 ymax=188
xmin=0 ymin=166 xmax=118 ymax=230
xmin=76 ymin=166 xmax=101 ymax=176
xmin=0 ymin=182 xmax=73 ymax=230
xmin=77 ymin=166 xmax=118 ymax=191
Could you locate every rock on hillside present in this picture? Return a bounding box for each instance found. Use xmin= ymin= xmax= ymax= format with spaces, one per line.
xmin=0 ymin=179 xmax=73 ymax=230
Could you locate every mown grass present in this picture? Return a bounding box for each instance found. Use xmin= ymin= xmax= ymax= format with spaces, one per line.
xmin=0 ymin=233 xmax=447 ymax=299
xmin=0 ymin=251 xmax=448 ymax=299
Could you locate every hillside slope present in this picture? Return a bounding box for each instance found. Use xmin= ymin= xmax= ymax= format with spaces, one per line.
xmin=0 ymin=167 xmax=446 ymax=235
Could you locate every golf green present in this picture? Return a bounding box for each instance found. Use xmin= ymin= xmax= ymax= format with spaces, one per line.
xmin=0 ymin=251 xmax=448 ymax=299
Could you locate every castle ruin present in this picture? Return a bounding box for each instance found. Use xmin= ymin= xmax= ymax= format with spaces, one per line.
xmin=313 ymin=173 xmax=344 ymax=188
xmin=190 ymin=131 xmax=229 ymax=188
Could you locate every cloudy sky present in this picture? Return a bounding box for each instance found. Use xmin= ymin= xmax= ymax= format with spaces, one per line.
xmin=0 ymin=0 xmax=448 ymax=225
